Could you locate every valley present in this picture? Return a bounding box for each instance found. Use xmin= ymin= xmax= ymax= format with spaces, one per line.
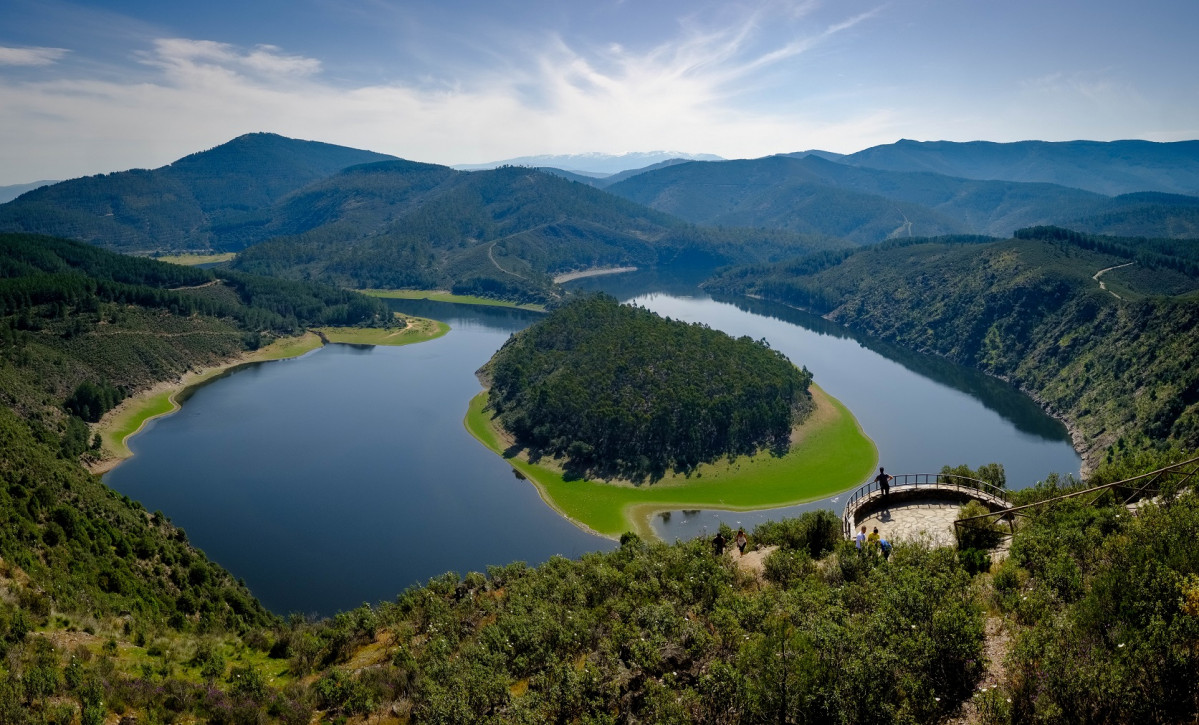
xmin=0 ymin=134 xmax=1195 ymax=723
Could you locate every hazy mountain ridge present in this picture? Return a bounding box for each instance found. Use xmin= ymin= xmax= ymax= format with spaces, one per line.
xmin=0 ymin=180 xmax=58 ymax=204
xmin=0 ymin=133 xmax=396 ymax=253
xmin=840 ymin=138 xmax=1199 ymax=196
xmin=454 ymin=150 xmax=724 ymax=175
xmin=607 ymin=152 xmax=1199 ymax=242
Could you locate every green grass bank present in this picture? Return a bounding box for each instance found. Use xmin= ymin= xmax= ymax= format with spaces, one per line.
xmin=465 ymin=385 xmax=877 ymax=539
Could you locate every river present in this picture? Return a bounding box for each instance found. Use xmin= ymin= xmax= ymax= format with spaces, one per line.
xmin=104 ymin=270 xmax=1079 ymax=615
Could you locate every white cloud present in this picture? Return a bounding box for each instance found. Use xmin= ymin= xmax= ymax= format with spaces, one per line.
xmin=142 ymin=39 xmax=322 ymax=80
xmin=0 ymin=6 xmax=902 ymax=183
xmin=0 ymin=46 xmax=69 ymax=66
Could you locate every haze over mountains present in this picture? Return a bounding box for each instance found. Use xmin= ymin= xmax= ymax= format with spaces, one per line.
xmin=1 ymin=133 xmax=1197 ymax=302
xmin=453 ymin=151 xmax=724 ymax=175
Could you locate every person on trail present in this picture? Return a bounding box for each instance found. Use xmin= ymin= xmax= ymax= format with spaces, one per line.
xmin=713 ymin=531 xmax=726 ymax=556
xmin=855 ymin=525 xmax=867 ymax=550
xmin=880 ymin=537 xmax=893 ymax=561
xmin=867 ymin=527 xmax=881 ymax=553
xmin=735 ymin=528 xmax=748 ymax=556
xmin=874 ymin=467 xmax=893 ymax=496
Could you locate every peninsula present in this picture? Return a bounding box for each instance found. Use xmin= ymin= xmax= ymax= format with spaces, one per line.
xmin=468 ymin=293 xmax=877 ymax=537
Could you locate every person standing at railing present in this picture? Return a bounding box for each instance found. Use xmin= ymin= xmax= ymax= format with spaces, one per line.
xmin=874 ymin=467 xmax=893 ymax=497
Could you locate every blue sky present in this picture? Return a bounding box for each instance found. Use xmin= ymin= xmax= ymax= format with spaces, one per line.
xmin=1 ymin=0 xmax=1196 ymax=184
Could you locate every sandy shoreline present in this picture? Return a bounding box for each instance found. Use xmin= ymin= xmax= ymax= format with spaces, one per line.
xmin=85 ymin=332 xmax=325 ymax=475
xmin=552 ymin=266 xmax=638 ymax=284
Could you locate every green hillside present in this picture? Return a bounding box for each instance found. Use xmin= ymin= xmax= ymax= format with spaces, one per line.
xmin=231 ymin=163 xmax=841 ymax=304
xmin=0 ymin=134 xmax=396 ymax=253
xmin=707 ymin=228 xmax=1199 ymax=467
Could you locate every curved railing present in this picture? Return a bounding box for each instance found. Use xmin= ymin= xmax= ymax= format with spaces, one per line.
xmin=841 ymin=473 xmax=1010 ymax=538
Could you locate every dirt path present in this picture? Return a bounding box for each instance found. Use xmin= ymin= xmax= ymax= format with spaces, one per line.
xmin=948 ymin=616 xmax=1012 ymax=724
xmin=553 ymin=266 xmax=638 ymax=284
xmin=728 ymin=545 xmax=778 ymax=578
xmin=1092 ymin=262 xmax=1134 ymax=299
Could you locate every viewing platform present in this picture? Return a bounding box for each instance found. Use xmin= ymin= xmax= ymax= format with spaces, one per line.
xmin=841 ymin=473 xmax=1010 ymax=547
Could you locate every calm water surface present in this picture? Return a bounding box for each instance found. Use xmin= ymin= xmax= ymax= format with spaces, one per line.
xmin=105 ymin=273 xmax=1079 ymax=615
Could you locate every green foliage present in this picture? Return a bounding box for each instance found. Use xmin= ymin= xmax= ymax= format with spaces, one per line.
xmin=997 ymin=487 xmax=1199 ymax=722
xmin=750 ymin=509 xmax=842 ymax=558
xmin=955 ymin=500 xmax=1003 ymax=550
xmin=484 ymin=293 xmax=814 ymax=480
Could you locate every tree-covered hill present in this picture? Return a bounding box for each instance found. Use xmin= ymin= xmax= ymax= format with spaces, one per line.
xmin=607 ymin=153 xmax=1199 ymax=242
xmin=230 ymin=163 xmax=841 ymax=304
xmin=706 ymin=228 xmax=1199 ymax=466
xmin=0 ymin=133 xmax=396 ymax=253
xmin=840 ymin=138 xmax=1199 ymax=197
xmin=480 ymin=294 xmax=814 ymax=480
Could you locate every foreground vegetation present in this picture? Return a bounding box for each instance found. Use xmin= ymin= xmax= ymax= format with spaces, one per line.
xmin=3 ymin=451 xmax=1196 ymax=723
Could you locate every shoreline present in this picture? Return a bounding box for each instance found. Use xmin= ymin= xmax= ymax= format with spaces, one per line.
xmin=464 ymin=385 xmax=877 ymax=540
xmin=87 ymin=332 xmax=326 ymax=475
xmin=88 ymin=315 xmax=449 ymax=476
xmin=747 ymin=294 xmax=1095 ymax=477
xmin=359 ymin=289 xmax=546 ymax=311
xmin=552 ymin=266 xmax=638 ymax=284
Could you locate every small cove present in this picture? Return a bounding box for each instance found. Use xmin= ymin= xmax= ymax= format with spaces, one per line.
xmin=105 ymin=271 xmax=1080 ymax=615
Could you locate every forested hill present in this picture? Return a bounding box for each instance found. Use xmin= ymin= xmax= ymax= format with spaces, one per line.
xmin=838 ymin=138 xmax=1199 ymax=197
xmin=706 ymin=228 xmax=1199 ymax=466
xmin=606 ymin=153 xmax=1199 ymax=242
xmin=0 ymin=133 xmax=395 ymax=253
xmin=229 ymin=162 xmax=840 ymax=304
xmin=481 ymin=293 xmax=814 ymax=480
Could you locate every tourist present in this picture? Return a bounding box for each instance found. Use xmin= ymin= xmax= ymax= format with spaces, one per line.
xmin=713 ymin=531 xmax=726 ymax=556
xmin=868 ymin=527 xmax=881 ymax=553
xmin=875 ymin=466 xmax=893 ymax=496
xmin=880 ymin=537 xmax=893 ymax=561
xmin=855 ymin=525 xmax=867 ymax=550
xmin=735 ymin=528 xmax=748 ymax=556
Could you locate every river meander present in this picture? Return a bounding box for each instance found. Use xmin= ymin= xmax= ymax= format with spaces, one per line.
xmin=104 ymin=270 xmax=1080 ymax=615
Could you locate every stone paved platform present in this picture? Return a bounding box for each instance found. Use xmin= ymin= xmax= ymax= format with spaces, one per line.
xmin=855 ymin=499 xmax=964 ymax=548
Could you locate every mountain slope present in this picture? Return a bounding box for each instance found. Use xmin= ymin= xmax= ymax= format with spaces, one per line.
xmin=0 ymin=133 xmax=396 ymax=253
xmin=706 ymin=230 xmax=1199 ymax=467
xmin=607 ymin=154 xmax=1114 ymax=243
xmin=842 ymin=139 xmax=1199 ymax=196
xmin=231 ymin=163 xmax=840 ymax=302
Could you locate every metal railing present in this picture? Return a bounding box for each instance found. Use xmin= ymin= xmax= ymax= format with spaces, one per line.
xmin=953 ymin=455 xmax=1199 ymax=535
xmin=841 ymin=473 xmax=1009 ymax=538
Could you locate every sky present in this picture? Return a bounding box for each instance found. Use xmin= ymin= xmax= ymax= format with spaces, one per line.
xmin=1 ymin=0 xmax=1197 ymax=185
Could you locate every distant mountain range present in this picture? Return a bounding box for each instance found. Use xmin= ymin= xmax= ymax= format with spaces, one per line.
xmin=2 ymin=133 xmax=1197 ymax=303
xmin=454 ymin=151 xmax=724 ymax=175
xmin=606 ymin=153 xmax=1199 ymax=242
xmin=828 ymin=139 xmax=1199 ymax=197
xmin=0 ymin=180 xmax=58 ymax=204
xmin=0 ymin=133 xmax=396 ymax=252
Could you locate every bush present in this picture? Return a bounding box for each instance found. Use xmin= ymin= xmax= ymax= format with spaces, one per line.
xmin=955 ymin=500 xmax=1003 ymax=550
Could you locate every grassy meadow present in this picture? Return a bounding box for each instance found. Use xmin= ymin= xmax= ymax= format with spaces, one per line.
xmin=359 ymin=288 xmax=546 ymax=311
